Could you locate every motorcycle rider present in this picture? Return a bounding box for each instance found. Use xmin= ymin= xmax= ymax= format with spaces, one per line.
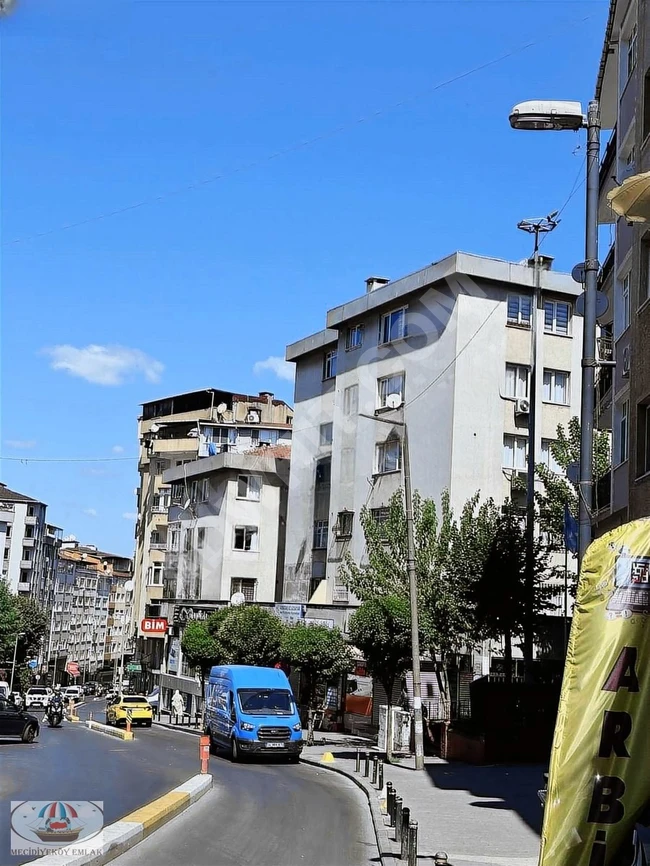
xmin=46 ymin=686 xmax=64 ymax=726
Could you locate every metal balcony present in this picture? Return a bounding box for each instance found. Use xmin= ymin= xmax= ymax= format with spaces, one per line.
xmin=22 ymin=537 xmax=35 ymax=548
xmin=24 ymin=515 xmax=37 ymax=526
xmin=20 ymin=560 xmax=33 ymax=570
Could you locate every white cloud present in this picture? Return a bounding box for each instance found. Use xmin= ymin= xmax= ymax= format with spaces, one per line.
xmin=112 ymin=445 xmax=125 ymax=454
xmin=83 ymin=508 xmax=98 ymax=517
xmin=122 ymin=512 xmax=138 ymax=521
xmin=42 ymin=344 xmax=164 ymax=386
xmin=4 ymin=439 xmax=36 ymax=450
xmin=253 ymin=355 xmax=294 ymax=383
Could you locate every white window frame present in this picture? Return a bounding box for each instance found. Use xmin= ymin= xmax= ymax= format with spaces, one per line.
xmin=313 ymin=520 xmax=329 ymax=550
xmin=543 ymin=300 xmax=571 ymax=336
xmin=622 ymin=271 xmax=631 ymax=331
xmin=541 ymin=439 xmax=562 ymax=474
xmin=504 ymin=364 xmax=529 ymax=399
xmin=233 ymin=525 xmax=259 ymax=552
xmin=323 ymin=350 xmax=338 ymax=380
xmin=343 ymin=385 xmax=359 ymax=416
xmin=506 ymin=295 xmax=531 ymax=327
xmin=237 ymin=474 xmax=262 ymax=501
xmin=319 ymin=422 xmax=333 ymax=446
xmin=375 ymin=438 xmax=402 ymax=474
xmin=148 ymin=563 xmax=163 ymax=586
xmin=377 ymin=373 xmax=405 ymax=409
xmin=542 ymin=369 xmax=570 ymax=405
xmin=503 ymin=434 xmax=528 ymax=471
xmin=626 ymin=23 xmax=637 ymax=81
xmin=230 ymin=578 xmax=257 ymax=602
xmin=346 ymin=324 xmax=364 ymax=351
xmin=379 ymin=308 xmax=406 ymax=345
xmin=619 ymin=399 xmax=630 ymax=464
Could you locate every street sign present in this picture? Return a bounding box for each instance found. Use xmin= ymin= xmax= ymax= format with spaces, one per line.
xmin=27 ymin=660 xmax=38 ymax=670
xmin=273 ymin=603 xmax=304 ymax=625
xmin=66 ymin=661 xmax=80 ymax=678
xmin=126 ymin=663 xmax=142 ymax=673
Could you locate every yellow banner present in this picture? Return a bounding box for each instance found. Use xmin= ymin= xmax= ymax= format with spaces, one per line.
xmin=540 ymin=518 xmax=650 ymax=865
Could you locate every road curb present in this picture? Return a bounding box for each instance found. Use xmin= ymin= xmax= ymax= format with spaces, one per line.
xmin=85 ymin=720 xmax=134 ymax=741
xmin=29 ymin=773 xmax=212 ymax=866
xmin=300 ymin=754 xmax=398 ymax=866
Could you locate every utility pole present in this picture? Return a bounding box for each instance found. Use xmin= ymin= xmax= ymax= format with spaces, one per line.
xmin=517 ymin=213 xmax=559 ymax=678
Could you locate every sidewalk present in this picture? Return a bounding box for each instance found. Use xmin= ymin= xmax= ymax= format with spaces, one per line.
xmin=301 ymin=733 xmax=542 ymax=866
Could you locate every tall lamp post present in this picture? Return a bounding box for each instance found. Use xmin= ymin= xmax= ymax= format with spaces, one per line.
xmin=9 ymin=633 xmax=25 ymax=693
xmin=509 ymin=99 xmax=601 ymax=566
xmin=360 ymin=397 xmax=425 ymax=771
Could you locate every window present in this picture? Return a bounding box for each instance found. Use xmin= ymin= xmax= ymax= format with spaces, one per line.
xmin=24 ymin=525 xmax=34 ymax=539
xmin=504 ymin=364 xmax=529 ymax=399
xmin=323 ymin=350 xmax=338 ymax=380
xmin=171 ymin=482 xmax=184 ymax=503
xmin=22 ymin=548 xmax=32 ymax=561
xmin=344 ymin=384 xmax=359 ymax=416
xmin=503 ymin=435 xmax=528 ymax=470
xmin=619 ymin=399 xmax=630 ymax=464
xmin=315 ymin=458 xmax=331 ymax=486
xmin=637 ymin=404 xmax=650 ymax=477
xmin=380 ymin=308 xmax=406 ymax=344
xmin=626 ymin=146 xmax=636 ymax=170
xmin=336 ymin=511 xmax=354 ymax=538
xmin=378 ymin=373 xmax=405 ymax=409
xmin=544 ymin=300 xmax=571 ymax=335
xmin=371 ymin=507 xmax=390 ymax=526
xmin=190 ymin=478 xmax=209 ymax=502
xmin=183 ymin=530 xmax=192 ymax=553
xmin=148 ymin=564 xmax=163 ymax=586
xmin=319 ymin=423 xmax=333 ymax=446
xmin=234 ymin=525 xmax=259 ymax=552
xmin=197 ymin=527 xmax=206 ymax=549
xmin=622 ymin=272 xmax=631 ymax=331
xmin=541 ymin=440 xmax=562 ymax=474
xmin=375 ymin=438 xmax=402 ymax=474
xmin=346 ymin=324 xmax=364 ymax=350
xmin=543 ymin=369 xmax=570 ymax=405
xmin=230 ymin=578 xmax=257 ymax=602
xmin=627 ymin=24 xmax=637 ymax=80
xmin=5 ymin=526 xmax=10 ymax=538
xmin=154 ymin=459 xmax=168 ymax=475
xmin=259 ymin=429 xmax=279 ymax=445
xmin=250 ymin=428 xmax=259 ymax=444
xmin=507 ymin=295 xmax=531 ymax=327
xmin=237 ymin=474 xmax=262 ymax=501
xmin=313 ymin=520 xmax=329 ymax=549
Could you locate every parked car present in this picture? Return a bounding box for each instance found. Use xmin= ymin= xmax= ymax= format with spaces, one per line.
xmin=62 ymin=686 xmax=83 ymax=703
xmin=106 ymin=695 xmax=153 ymax=727
xmin=25 ymin=687 xmax=52 ymax=709
xmin=10 ymin=692 xmax=24 ymax=710
xmin=82 ymin=683 xmax=96 ymax=696
xmin=0 ymin=697 xmax=39 ymax=742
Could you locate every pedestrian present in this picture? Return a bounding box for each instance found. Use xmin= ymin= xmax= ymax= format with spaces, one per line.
xmin=172 ymin=690 xmax=184 ymax=724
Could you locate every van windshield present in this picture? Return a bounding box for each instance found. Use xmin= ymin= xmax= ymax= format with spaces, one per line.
xmin=237 ymin=689 xmax=293 ymax=716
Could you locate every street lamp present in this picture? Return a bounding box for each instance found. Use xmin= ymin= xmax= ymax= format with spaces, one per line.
xmin=9 ymin=633 xmax=25 ymax=693
xmin=509 ymin=98 xmax=601 ymax=565
xmin=360 ymin=397 xmax=425 ymax=771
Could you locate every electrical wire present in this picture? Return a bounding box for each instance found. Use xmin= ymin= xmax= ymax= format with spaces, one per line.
xmin=3 ymin=13 xmax=596 ymax=247
xmin=0 ymin=455 xmax=138 ymax=463
xmin=538 ymin=158 xmax=587 ymax=250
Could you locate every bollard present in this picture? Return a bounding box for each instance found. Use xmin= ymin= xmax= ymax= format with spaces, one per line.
xmin=199 ymin=734 xmax=210 ymax=774
xmin=434 ymin=853 xmax=449 ymax=866
xmin=372 ymin=756 xmax=378 ymax=785
xmin=395 ymin=797 xmax=403 ymax=845
xmin=386 ymin=783 xmax=395 ymax=823
xmin=400 ymin=807 xmax=410 ymax=860
xmin=364 ymin=752 xmax=370 ymax=777
xmin=125 ymin=708 xmax=132 ymax=735
xmin=378 ymin=760 xmax=384 ymax=791
xmin=408 ymin=822 xmax=418 ymax=866
xmin=355 ymin=749 xmax=361 ymax=773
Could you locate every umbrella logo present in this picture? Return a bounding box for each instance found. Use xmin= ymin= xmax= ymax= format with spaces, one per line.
xmin=11 ymin=801 xmax=103 ymax=852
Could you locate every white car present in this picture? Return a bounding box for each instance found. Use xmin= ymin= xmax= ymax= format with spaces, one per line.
xmin=25 ymin=687 xmax=52 ymax=709
xmin=62 ymin=686 xmax=83 ymax=703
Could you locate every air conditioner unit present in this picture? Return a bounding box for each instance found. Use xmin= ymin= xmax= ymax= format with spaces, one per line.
xmin=246 ymin=411 xmax=260 ymax=424
xmin=514 ymin=398 xmax=531 ymax=415
xmin=622 ymin=346 xmax=631 ymax=378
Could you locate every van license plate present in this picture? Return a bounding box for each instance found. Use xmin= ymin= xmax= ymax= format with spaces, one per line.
xmin=265 ymin=742 xmax=285 ymax=749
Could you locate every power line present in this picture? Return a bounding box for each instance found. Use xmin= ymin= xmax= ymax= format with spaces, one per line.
xmin=538 ymin=158 xmax=587 ymax=250
xmin=3 ymin=13 xmax=596 ymax=247
xmin=0 ymin=455 xmax=138 ymax=463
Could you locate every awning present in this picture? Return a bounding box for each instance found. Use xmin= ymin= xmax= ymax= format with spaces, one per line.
xmin=607 ymin=171 xmax=650 ymax=223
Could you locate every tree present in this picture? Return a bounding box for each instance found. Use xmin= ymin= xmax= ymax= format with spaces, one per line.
xmin=468 ymin=503 xmax=559 ymax=684
xmin=281 ymin=623 xmax=351 ymax=745
xmin=218 ymin=605 xmax=285 ymax=667
xmin=181 ymin=620 xmax=222 ymax=719
xmin=14 ymin=596 xmax=47 ymax=667
xmin=0 ymin=579 xmax=20 ymax=667
xmin=347 ymin=595 xmax=412 ymax=709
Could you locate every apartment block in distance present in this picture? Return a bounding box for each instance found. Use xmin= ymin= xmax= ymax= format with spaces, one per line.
xmin=594 ymin=0 xmax=650 ymax=528
xmin=132 ymin=388 xmax=292 ymax=693
xmin=284 ymin=252 xmax=583 ymax=613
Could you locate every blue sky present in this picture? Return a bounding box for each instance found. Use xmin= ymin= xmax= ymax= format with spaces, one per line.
xmin=1 ymin=0 xmax=609 ymax=556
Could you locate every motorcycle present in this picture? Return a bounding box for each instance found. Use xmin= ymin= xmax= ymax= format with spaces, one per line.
xmin=46 ymin=699 xmax=64 ymax=728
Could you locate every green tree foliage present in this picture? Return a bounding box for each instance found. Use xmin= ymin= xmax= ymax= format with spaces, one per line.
xmin=0 ymin=579 xmax=20 ymax=667
xmin=218 ymin=605 xmax=285 ymax=667
xmin=281 ymin=623 xmax=351 ymax=745
xmin=347 ymin=595 xmax=412 ymax=704
xmin=181 ymin=619 xmax=222 ymax=711
xmin=14 ymin=596 xmax=48 ymax=667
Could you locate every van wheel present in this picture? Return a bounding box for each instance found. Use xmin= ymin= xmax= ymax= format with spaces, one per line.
xmin=231 ymin=737 xmax=240 ymax=762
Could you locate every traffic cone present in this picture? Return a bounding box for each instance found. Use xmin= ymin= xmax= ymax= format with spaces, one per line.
xmin=321 ymin=752 xmax=335 ymax=763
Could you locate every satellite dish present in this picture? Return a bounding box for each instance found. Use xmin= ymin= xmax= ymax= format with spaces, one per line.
xmin=216 ymin=403 xmax=228 ymax=415
xmin=124 ymin=580 xmax=134 ymax=592
xmin=182 ymin=499 xmax=191 ymax=511
xmin=386 ymin=393 xmax=403 ymax=410
xmin=230 ymin=592 xmax=246 ymax=607
xmin=150 ymin=423 xmax=160 ymax=434
xmin=575 ymin=291 xmax=609 ymax=320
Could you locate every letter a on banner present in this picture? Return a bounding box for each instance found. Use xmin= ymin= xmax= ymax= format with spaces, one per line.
xmin=539 ymin=518 xmax=650 ymax=866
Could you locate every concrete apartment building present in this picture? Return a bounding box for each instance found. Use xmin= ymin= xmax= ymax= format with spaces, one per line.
xmin=132 ymin=388 xmax=293 ymax=691
xmin=0 ymin=483 xmax=61 ymax=600
xmin=284 ymin=252 xmax=583 ymax=612
xmin=594 ymin=0 xmax=650 ymax=529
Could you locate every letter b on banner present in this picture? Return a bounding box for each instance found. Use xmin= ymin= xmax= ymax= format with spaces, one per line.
xmin=587 ymin=776 xmax=626 ymax=825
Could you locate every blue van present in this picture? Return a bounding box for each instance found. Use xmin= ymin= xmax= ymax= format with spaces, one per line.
xmin=205 ymin=665 xmax=303 ymax=762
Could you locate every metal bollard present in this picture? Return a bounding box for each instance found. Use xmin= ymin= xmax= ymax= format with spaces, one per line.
xmin=386 ymin=783 xmax=394 ymax=823
xmin=372 ymin=756 xmax=378 ymax=785
xmin=378 ymin=760 xmax=384 ymax=791
xmin=355 ymin=749 xmax=361 ymax=773
xmin=400 ymin=807 xmax=410 ymax=860
xmin=395 ymin=797 xmax=403 ymax=845
xmin=408 ymin=822 xmax=418 ymax=866
xmin=364 ymin=752 xmax=370 ymax=777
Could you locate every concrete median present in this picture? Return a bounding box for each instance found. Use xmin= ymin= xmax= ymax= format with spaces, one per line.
xmin=85 ymin=719 xmax=134 ymax=741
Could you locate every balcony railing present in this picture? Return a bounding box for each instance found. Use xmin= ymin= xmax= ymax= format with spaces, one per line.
xmin=22 ymin=537 xmax=35 ymax=548
xmin=17 ymin=581 xmax=31 ymax=592
xmin=151 ymin=505 xmax=169 ymax=514
xmin=24 ymin=515 xmax=37 ymax=526
xmin=150 ymin=542 xmax=167 ymax=551
xmin=20 ymin=560 xmax=33 ymax=570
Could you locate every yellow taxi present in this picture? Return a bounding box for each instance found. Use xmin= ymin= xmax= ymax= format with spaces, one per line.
xmin=106 ymin=695 xmax=153 ymax=727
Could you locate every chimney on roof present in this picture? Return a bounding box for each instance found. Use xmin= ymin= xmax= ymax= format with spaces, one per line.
xmin=527 ymin=254 xmax=554 ymax=271
xmin=365 ymin=276 xmax=390 ymax=293
xmin=259 ymin=391 xmax=274 ymax=403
